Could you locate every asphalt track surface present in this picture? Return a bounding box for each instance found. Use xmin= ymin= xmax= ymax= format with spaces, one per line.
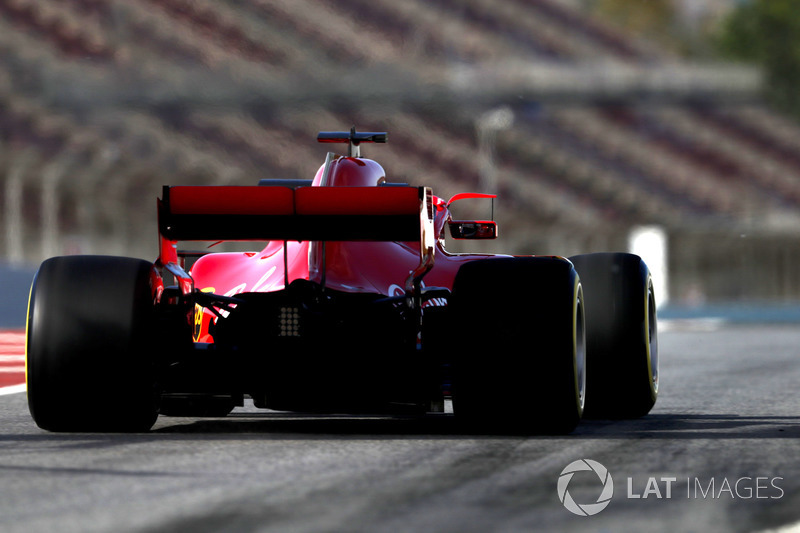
xmin=1 ymin=324 xmax=799 ymax=533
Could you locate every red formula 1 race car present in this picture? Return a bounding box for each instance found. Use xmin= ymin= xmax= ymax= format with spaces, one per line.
xmin=25 ymin=129 xmax=658 ymax=433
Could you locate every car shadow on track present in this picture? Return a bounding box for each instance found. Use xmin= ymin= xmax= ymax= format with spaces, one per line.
xmin=153 ymin=413 xmax=481 ymax=439
xmin=150 ymin=412 xmax=800 ymax=440
xmin=574 ymin=413 xmax=800 ymax=440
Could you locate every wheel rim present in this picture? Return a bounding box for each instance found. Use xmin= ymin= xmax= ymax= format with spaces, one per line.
xmin=575 ymin=284 xmax=587 ymax=412
xmin=647 ymin=280 xmax=659 ymax=395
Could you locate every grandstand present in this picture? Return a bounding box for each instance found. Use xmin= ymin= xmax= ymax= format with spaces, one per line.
xmin=1 ymin=0 xmax=800 ymax=302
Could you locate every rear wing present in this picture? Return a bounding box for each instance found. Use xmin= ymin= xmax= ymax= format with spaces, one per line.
xmin=159 ymin=185 xmax=427 ymax=242
xmin=157 ymin=185 xmax=435 ymax=297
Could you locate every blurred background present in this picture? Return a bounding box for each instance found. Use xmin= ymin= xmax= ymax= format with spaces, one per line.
xmin=2 ymin=0 xmax=800 ymax=325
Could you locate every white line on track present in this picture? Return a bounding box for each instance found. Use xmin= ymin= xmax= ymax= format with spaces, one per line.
xmin=0 ymin=384 xmax=25 ymax=396
xmin=759 ymin=523 xmax=800 ymax=533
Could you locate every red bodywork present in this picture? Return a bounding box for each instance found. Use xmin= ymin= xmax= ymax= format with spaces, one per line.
xmin=161 ymin=150 xmax=503 ymax=344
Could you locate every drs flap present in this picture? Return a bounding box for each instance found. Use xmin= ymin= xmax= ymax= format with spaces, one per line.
xmin=159 ymin=185 xmax=426 ymax=242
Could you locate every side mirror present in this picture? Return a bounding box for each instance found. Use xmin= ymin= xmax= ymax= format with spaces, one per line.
xmin=448 ymin=221 xmax=498 ymax=240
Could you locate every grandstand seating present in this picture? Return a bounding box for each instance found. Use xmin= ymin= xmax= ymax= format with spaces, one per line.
xmin=2 ymin=0 xmax=800 ymax=264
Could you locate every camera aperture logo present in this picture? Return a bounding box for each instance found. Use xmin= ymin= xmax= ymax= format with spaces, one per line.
xmin=557 ymin=459 xmax=614 ymax=516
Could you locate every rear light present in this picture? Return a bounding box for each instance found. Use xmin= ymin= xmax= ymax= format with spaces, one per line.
xmin=278 ymin=306 xmax=301 ymax=337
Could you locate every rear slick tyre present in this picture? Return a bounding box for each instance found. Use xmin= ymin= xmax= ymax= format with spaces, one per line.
xmin=450 ymin=257 xmax=585 ymax=434
xmin=26 ymin=256 xmax=160 ymax=432
xmin=569 ymin=253 xmax=659 ymax=419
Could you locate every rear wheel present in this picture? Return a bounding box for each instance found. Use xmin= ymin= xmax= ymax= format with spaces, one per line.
xmin=569 ymin=253 xmax=658 ymax=418
xmin=26 ymin=256 xmax=160 ymax=432
xmin=449 ymin=257 xmax=585 ymax=434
